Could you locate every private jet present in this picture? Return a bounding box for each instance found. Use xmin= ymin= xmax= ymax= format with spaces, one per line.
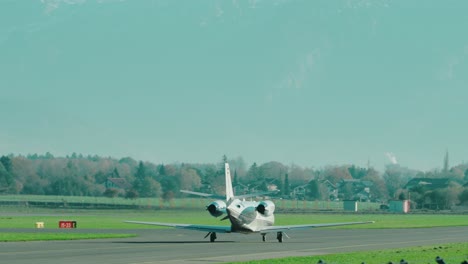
xmin=126 ymin=163 xmax=374 ymax=242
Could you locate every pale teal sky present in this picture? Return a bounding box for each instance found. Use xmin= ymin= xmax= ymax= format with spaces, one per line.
xmin=1 ymin=0 xmax=467 ymax=171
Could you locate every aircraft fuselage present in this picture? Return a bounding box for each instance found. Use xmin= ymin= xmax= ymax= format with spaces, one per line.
xmin=227 ymin=199 xmax=274 ymax=233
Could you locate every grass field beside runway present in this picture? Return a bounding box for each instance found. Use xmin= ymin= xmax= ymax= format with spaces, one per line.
xmin=275 ymin=213 xmax=468 ymax=229
xmin=1 ymin=209 xmax=467 ymax=229
xmin=1 ymin=207 xmax=467 ymax=242
xmin=230 ymin=242 xmax=468 ymax=264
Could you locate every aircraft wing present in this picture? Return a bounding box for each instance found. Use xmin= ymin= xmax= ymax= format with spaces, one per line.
xmin=180 ymin=190 xmax=226 ymax=200
xmin=257 ymin=221 xmax=375 ymax=233
xmin=124 ymin=221 xmax=232 ymax=233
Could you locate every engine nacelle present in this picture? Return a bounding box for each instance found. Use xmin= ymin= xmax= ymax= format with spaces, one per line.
xmin=206 ymin=200 xmax=227 ymax=217
xmin=256 ymin=200 xmax=275 ymax=216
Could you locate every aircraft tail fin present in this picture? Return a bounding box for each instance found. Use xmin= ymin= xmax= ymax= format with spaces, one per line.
xmin=225 ymin=163 xmax=234 ymax=201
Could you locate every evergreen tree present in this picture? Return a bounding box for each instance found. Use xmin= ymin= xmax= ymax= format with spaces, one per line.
xmin=284 ymin=173 xmax=290 ymax=196
xmin=0 ymin=163 xmax=14 ymax=192
xmin=132 ymin=161 xmax=162 ymax=198
xmin=247 ymin=162 xmax=260 ymax=180
xmin=132 ymin=161 xmax=146 ymax=196
xmin=398 ymin=192 xmax=407 ymax=200
xmin=113 ymin=168 xmax=120 ymax=177
xmin=443 ymin=150 xmax=449 ymax=172
xmin=136 ymin=161 xmax=146 ymax=181
xmin=217 ymin=155 xmax=229 ymax=177
xmin=233 ymin=170 xmax=239 ymax=186
xmin=277 ymin=174 xmax=284 ymax=196
xmin=0 ymin=156 xmax=12 ymax=172
xmin=307 ymin=180 xmax=323 ymax=200
xmin=158 ymin=164 xmax=166 ymax=176
xmin=348 ymin=165 xmax=367 ymax=179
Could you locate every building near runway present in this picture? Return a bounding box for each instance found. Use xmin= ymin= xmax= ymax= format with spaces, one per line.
xmin=343 ymin=200 xmax=359 ymax=212
xmin=388 ymin=200 xmax=410 ymax=213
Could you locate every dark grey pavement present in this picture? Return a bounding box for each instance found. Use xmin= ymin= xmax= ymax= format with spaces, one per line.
xmin=1 ymin=227 xmax=467 ymax=264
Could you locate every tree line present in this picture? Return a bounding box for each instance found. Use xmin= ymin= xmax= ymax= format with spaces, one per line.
xmin=0 ymin=153 xmax=467 ymax=208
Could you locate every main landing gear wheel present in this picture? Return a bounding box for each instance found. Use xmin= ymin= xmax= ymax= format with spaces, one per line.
xmin=210 ymin=232 xmax=217 ymax=242
xmin=276 ymin=232 xmax=283 ymax=243
xmin=261 ymin=234 xmax=266 ymax=242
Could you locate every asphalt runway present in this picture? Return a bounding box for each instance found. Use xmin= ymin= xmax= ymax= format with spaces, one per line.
xmin=1 ymin=227 xmax=467 ymax=264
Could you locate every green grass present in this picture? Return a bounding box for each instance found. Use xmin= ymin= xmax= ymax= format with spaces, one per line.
xmin=274 ymin=213 xmax=468 ymax=229
xmin=2 ymin=209 xmax=466 ymax=243
xmin=0 ymin=233 xmax=135 ymax=242
xmin=1 ymin=210 xmax=467 ymax=229
xmin=0 ymin=210 xmax=221 ymax=229
xmin=230 ymin=242 xmax=468 ymax=264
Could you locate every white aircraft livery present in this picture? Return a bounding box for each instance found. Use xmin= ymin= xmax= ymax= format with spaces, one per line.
xmin=125 ymin=163 xmax=374 ymax=242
